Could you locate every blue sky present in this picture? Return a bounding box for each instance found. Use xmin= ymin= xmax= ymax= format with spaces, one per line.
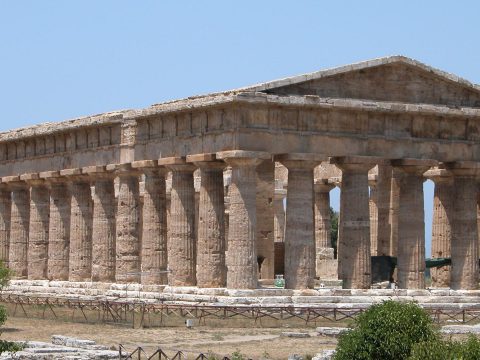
xmin=1 ymin=1 xmax=479 ymax=257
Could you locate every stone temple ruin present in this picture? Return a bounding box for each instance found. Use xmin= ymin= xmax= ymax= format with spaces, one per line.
xmin=0 ymin=56 xmax=480 ymax=295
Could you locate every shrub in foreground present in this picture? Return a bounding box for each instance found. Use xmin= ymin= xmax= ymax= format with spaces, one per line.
xmin=333 ymin=300 xmax=437 ymax=360
xmin=409 ymin=335 xmax=480 ymax=360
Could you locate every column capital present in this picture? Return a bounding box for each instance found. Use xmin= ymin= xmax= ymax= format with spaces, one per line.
xmin=1 ymin=176 xmax=27 ymax=189
xmin=274 ymin=188 xmax=287 ymax=200
xmin=59 ymin=168 xmax=91 ymax=183
xmin=443 ymin=161 xmax=480 ymax=178
xmin=330 ymin=156 xmax=383 ymax=172
xmin=82 ymin=165 xmax=116 ymax=180
xmin=19 ymin=173 xmax=46 ymax=187
xmin=217 ymin=151 xmax=270 ymax=167
xmin=391 ymin=158 xmax=437 ymax=175
xmin=424 ymin=168 xmax=453 ymax=184
xmin=314 ymin=179 xmax=334 ymax=193
xmin=186 ymin=153 xmax=225 ymax=170
xmin=158 ymin=157 xmax=196 ymax=172
xmin=275 ymin=153 xmax=327 ymax=170
xmin=106 ymin=163 xmax=141 ymax=177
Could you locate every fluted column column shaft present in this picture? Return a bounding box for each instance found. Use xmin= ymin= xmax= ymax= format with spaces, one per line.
xmin=0 ymin=186 xmax=11 ymax=266
xmin=369 ymin=179 xmax=378 ymax=255
xmin=47 ymin=179 xmax=70 ymax=281
xmin=165 ymin=163 xmax=196 ymax=286
xmin=140 ymin=167 xmax=168 ymax=285
xmin=278 ymin=154 xmax=324 ymax=290
xmin=273 ymin=190 xmax=286 ymax=243
xmin=389 ymin=168 xmax=402 ymax=257
xmin=115 ymin=166 xmax=141 ymax=283
xmin=8 ymin=182 xmax=30 ymax=279
xmin=315 ymin=183 xmax=333 ymax=250
xmin=27 ymin=179 xmax=50 ymax=280
xmin=194 ymin=160 xmax=226 ymax=288
xmin=448 ymin=168 xmax=479 ymax=290
xmin=427 ymin=171 xmax=453 ymax=288
xmin=336 ymin=162 xmax=372 ymax=289
xmin=91 ymin=175 xmax=116 ymax=282
xmin=376 ymin=165 xmax=392 ymax=256
xmin=393 ymin=163 xmax=429 ymax=289
xmin=68 ymin=177 xmax=93 ymax=281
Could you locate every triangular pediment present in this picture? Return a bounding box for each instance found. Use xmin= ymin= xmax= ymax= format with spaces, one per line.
xmin=244 ymin=56 xmax=480 ymax=108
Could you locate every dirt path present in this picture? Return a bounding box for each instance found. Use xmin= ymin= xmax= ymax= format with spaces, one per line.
xmin=1 ymin=316 xmax=337 ymax=359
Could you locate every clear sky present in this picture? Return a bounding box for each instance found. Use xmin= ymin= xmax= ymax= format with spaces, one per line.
xmin=1 ymin=1 xmax=479 ymax=257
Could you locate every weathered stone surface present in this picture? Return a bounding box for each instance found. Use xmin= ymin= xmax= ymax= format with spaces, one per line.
xmin=92 ymin=176 xmax=116 ymax=282
xmin=393 ymin=161 xmax=434 ymax=289
xmin=335 ymin=159 xmax=375 ymax=289
xmin=426 ymin=169 xmax=453 ymax=287
xmin=273 ymin=188 xmax=286 ymax=244
xmin=0 ymin=186 xmax=11 ymax=266
xmin=141 ymin=167 xmax=168 ymax=285
xmin=167 ymin=162 xmax=196 ymax=286
xmin=195 ymin=160 xmax=226 ymax=288
xmin=27 ymin=181 xmax=50 ymax=280
xmin=314 ymin=180 xmax=335 ymax=279
xmin=47 ymin=181 xmax=70 ymax=281
xmin=256 ymin=160 xmax=275 ymax=280
xmin=68 ymin=178 xmax=93 ymax=282
xmin=115 ymin=166 xmax=141 ymax=283
xmin=279 ymin=156 xmax=323 ymax=289
xmin=8 ymin=183 xmax=29 ymax=279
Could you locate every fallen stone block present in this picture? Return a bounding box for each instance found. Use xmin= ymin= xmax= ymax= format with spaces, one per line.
xmin=281 ymin=332 xmax=311 ymax=338
xmin=316 ymin=327 xmax=349 ymax=336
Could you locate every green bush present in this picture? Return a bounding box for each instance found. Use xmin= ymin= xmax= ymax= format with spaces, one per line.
xmin=333 ymin=300 xmax=437 ymax=360
xmin=409 ymin=335 xmax=480 ymax=360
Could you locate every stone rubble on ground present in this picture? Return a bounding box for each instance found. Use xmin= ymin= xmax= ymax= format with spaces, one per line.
xmin=280 ymin=332 xmax=311 ymax=338
xmin=316 ymin=327 xmax=348 ymax=336
xmin=0 ymin=336 xmax=117 ymax=360
xmin=312 ymin=350 xmax=336 ymax=360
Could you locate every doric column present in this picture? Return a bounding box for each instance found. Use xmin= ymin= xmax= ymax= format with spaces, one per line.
xmin=217 ymin=151 xmax=270 ymax=289
xmin=332 ymin=156 xmax=378 ymax=289
xmin=60 ymin=169 xmax=93 ymax=282
xmin=273 ymin=189 xmax=286 ymax=243
xmin=375 ymin=165 xmax=392 ymax=256
xmin=82 ymin=166 xmax=116 ymax=282
xmin=132 ymin=160 xmax=168 ymax=285
xmin=0 ymin=184 xmax=11 ymax=266
xmin=22 ymin=174 xmax=50 ymax=280
xmin=110 ymin=163 xmax=141 ymax=283
xmin=425 ymin=168 xmax=453 ymax=288
xmin=276 ymin=153 xmax=325 ymax=289
xmin=255 ymin=160 xmax=275 ymax=280
xmin=445 ymin=162 xmax=480 ymax=290
xmin=392 ymin=159 xmax=435 ymax=289
xmin=40 ymin=171 xmax=70 ymax=281
xmin=369 ymin=175 xmax=379 ymax=255
xmin=4 ymin=177 xmax=29 ymax=279
xmin=389 ymin=168 xmax=401 ymax=257
xmin=314 ymin=179 xmax=335 ymax=270
xmin=187 ymin=154 xmax=227 ymax=288
xmin=159 ymin=157 xmax=197 ymax=286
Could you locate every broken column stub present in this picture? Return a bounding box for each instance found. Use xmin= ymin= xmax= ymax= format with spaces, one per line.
xmin=391 ymin=158 xmax=437 ymax=289
xmin=108 ymin=163 xmax=141 ymax=283
xmin=22 ymin=173 xmax=50 ymax=280
xmin=60 ymin=168 xmax=93 ymax=282
xmin=132 ymin=160 xmax=168 ymax=285
xmin=187 ymin=153 xmax=227 ymax=288
xmin=444 ymin=162 xmax=480 ymax=290
xmin=160 ymin=157 xmax=197 ymax=286
xmin=40 ymin=171 xmax=71 ymax=281
xmin=424 ymin=168 xmax=453 ymax=288
xmin=83 ymin=166 xmax=116 ymax=282
xmin=217 ymin=150 xmax=270 ymax=289
xmin=331 ymin=156 xmax=381 ymax=289
xmin=276 ymin=153 xmax=326 ymax=289
xmin=4 ymin=176 xmax=29 ymax=279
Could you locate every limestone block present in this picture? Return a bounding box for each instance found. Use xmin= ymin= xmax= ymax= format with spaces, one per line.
xmin=317 ymin=259 xmax=338 ymax=280
xmin=317 ymin=248 xmax=335 ymax=260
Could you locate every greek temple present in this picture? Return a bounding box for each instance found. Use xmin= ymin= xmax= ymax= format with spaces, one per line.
xmin=1 ymin=56 xmax=479 ymax=291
